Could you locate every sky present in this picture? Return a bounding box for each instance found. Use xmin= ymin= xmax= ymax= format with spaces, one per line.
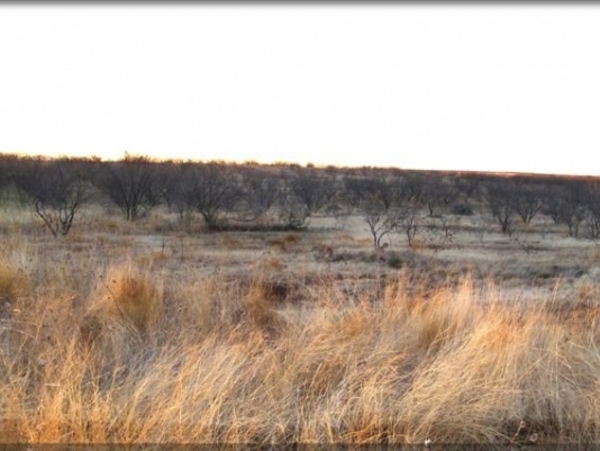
xmin=1 ymin=4 xmax=600 ymax=175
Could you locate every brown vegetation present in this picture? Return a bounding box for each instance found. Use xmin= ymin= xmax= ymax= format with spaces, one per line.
xmin=2 ymin=242 xmax=600 ymax=444
xmin=2 ymin=154 xmax=600 ymax=444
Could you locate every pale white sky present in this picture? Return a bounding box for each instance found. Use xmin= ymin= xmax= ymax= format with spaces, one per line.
xmin=1 ymin=4 xmax=599 ymax=175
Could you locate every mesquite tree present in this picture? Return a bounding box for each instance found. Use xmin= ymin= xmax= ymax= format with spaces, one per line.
xmin=344 ymin=174 xmax=408 ymax=249
xmin=485 ymin=181 xmax=515 ymax=235
xmin=185 ymin=163 xmax=244 ymax=230
xmin=15 ymin=158 xmax=90 ymax=237
xmin=92 ymin=154 xmax=160 ymax=221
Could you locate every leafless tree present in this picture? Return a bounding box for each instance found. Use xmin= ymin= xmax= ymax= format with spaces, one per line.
xmin=455 ymin=175 xmax=482 ymax=208
xmin=159 ymin=162 xmax=196 ymax=224
xmin=344 ymin=175 xmax=406 ymax=249
xmin=550 ymin=180 xmax=587 ymax=237
xmin=468 ymin=210 xmax=487 ymax=243
xmin=0 ymin=153 xmax=21 ymax=192
xmin=289 ymin=172 xmax=336 ymax=218
xmin=562 ymin=204 xmax=586 ymax=238
xmin=15 ymin=157 xmax=91 ymax=237
xmin=185 ymin=162 xmax=244 ymax=230
xmin=399 ymin=207 xmax=421 ymax=248
xmin=92 ymin=153 xmax=160 ymax=221
xmin=273 ymin=184 xmax=311 ymax=230
xmin=437 ymin=214 xmax=456 ymax=245
xmin=511 ymin=178 xmax=544 ymax=224
xmin=513 ymin=194 xmax=543 ymax=224
xmin=421 ymin=179 xmax=459 ymax=217
xmin=239 ymin=168 xmax=281 ymax=224
xmin=402 ymin=172 xmax=425 ymax=204
xmin=541 ymin=184 xmax=567 ymax=226
xmin=583 ymin=181 xmax=600 ymax=239
xmin=485 ymin=181 xmax=514 ymax=235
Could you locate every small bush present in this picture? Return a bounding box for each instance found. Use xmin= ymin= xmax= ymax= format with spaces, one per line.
xmin=268 ymin=238 xmax=287 ymax=252
xmin=242 ymin=276 xmax=286 ymax=334
xmin=81 ymin=265 xmax=162 ymax=347
xmin=386 ymin=252 xmax=404 ymax=269
xmin=221 ymin=235 xmax=242 ymax=250
xmin=0 ymin=262 xmax=27 ymax=304
xmin=451 ymin=203 xmax=473 ymax=216
xmin=79 ymin=265 xmax=163 ymax=383
xmin=283 ymin=233 xmax=301 ymax=244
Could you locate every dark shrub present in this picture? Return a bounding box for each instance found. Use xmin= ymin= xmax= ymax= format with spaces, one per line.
xmin=451 ymin=203 xmax=473 ymax=216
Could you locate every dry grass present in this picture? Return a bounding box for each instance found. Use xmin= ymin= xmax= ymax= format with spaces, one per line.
xmin=267 ymin=233 xmax=303 ymax=253
xmin=589 ymin=245 xmax=600 ymax=264
xmin=2 ymin=208 xmax=600 ymax=444
xmin=86 ymin=264 xmax=162 ymax=335
xmin=0 ymin=262 xmax=27 ymax=305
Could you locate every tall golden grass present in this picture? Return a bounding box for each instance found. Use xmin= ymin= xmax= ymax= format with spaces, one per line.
xmin=1 ymin=235 xmax=600 ymax=444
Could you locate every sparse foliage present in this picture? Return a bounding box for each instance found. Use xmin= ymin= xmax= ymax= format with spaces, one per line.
xmin=512 ymin=178 xmax=543 ymax=224
xmin=554 ymin=180 xmax=587 ymax=237
xmin=289 ymin=172 xmax=335 ymax=218
xmin=186 ymin=163 xmax=244 ymax=230
xmin=241 ymin=169 xmax=281 ymax=223
xmin=159 ymin=162 xmax=196 ymax=224
xmin=345 ymin=175 xmax=407 ymax=249
xmin=485 ymin=181 xmax=514 ymax=235
xmin=583 ymin=181 xmax=600 ymax=239
xmin=92 ymin=153 xmax=160 ymax=221
xmin=422 ymin=179 xmax=458 ymax=217
xmin=14 ymin=158 xmax=91 ymax=237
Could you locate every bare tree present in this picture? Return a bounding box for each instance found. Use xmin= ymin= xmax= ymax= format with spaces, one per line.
xmin=0 ymin=153 xmax=21 ymax=193
xmin=511 ymin=178 xmax=543 ymax=224
xmin=485 ymin=181 xmax=514 ymax=235
xmin=552 ymin=180 xmax=587 ymax=237
xmin=469 ymin=210 xmax=487 ymax=243
xmin=344 ymin=175 xmax=406 ymax=249
xmin=541 ymin=183 xmax=567 ymax=226
xmin=513 ymin=193 xmax=543 ymax=224
xmin=238 ymin=168 xmax=281 ymax=225
xmin=437 ymin=214 xmax=456 ymax=245
xmin=273 ymin=183 xmax=311 ymax=230
xmin=421 ymin=179 xmax=459 ymax=217
xmin=185 ymin=162 xmax=244 ymax=230
xmin=15 ymin=157 xmax=91 ymax=237
xmin=92 ymin=153 xmax=160 ymax=221
xmin=257 ymin=170 xmax=337 ymax=230
xmin=402 ymin=173 xmax=425 ymax=204
xmin=289 ymin=172 xmax=335 ymax=218
xmin=583 ymin=181 xmax=600 ymax=239
xmin=398 ymin=207 xmax=420 ymax=248
xmin=158 ymin=162 xmax=196 ymax=225
xmin=455 ymin=175 xmax=482 ymax=208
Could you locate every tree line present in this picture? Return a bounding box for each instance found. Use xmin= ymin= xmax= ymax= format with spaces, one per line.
xmin=1 ymin=153 xmax=600 ymax=246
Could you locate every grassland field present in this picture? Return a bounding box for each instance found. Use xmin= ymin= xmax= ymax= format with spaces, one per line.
xmin=1 ymin=199 xmax=600 ymax=445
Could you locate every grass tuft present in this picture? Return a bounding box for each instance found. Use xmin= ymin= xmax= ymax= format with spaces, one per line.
xmin=0 ymin=260 xmax=27 ymax=304
xmin=80 ymin=265 xmax=162 ymax=374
